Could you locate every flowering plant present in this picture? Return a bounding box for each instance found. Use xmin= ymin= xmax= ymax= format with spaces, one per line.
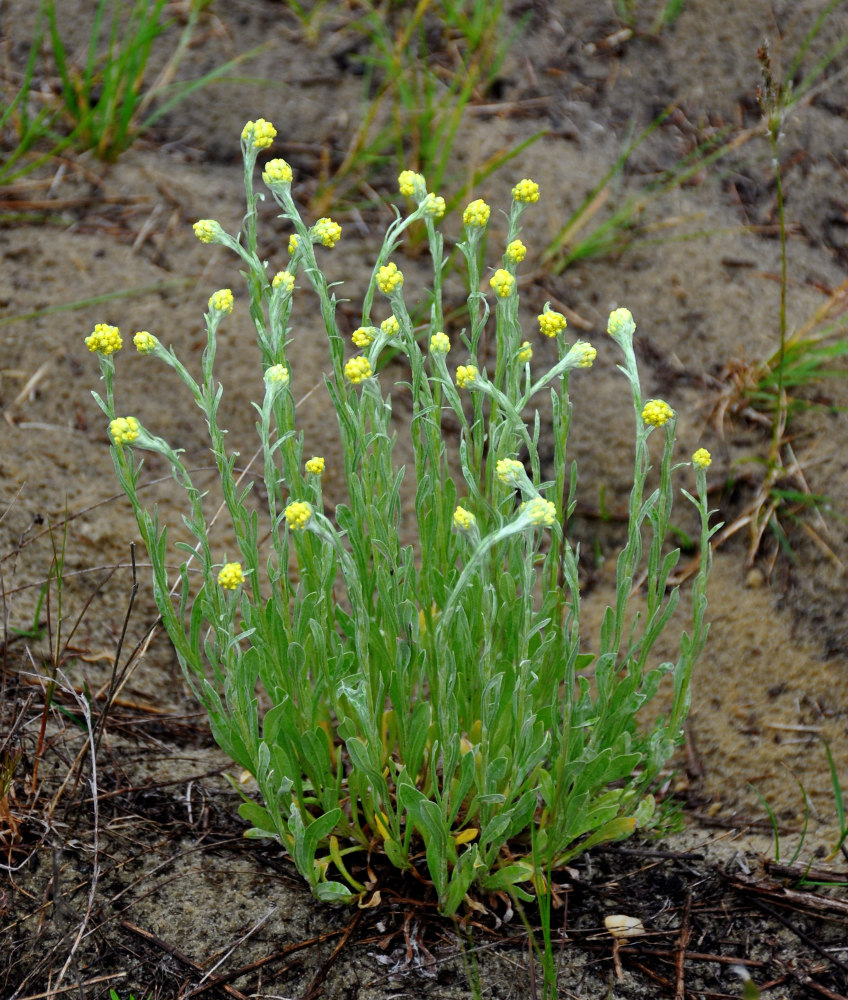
xmin=87 ymin=119 xmax=718 ymax=914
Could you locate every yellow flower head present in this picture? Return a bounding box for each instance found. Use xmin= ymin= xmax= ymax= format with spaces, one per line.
xmin=352 ymin=326 xmax=375 ymax=348
xmin=398 ymin=170 xmax=426 ymax=198
xmin=193 ymin=219 xmax=221 ymax=244
xmin=538 ymin=309 xmax=567 ymax=338
xmin=311 ymin=217 xmax=342 ymax=248
xmin=642 ymin=399 xmax=674 ymax=428
xmin=489 ymin=268 xmax=515 ymax=298
xmin=272 ymin=270 xmax=295 ymax=293
xmin=208 ymin=288 xmax=234 ymax=314
xmin=262 ymin=158 xmax=292 ymax=185
xmin=242 ymin=118 xmax=277 ymax=149
xmin=284 ymin=500 xmax=312 ymax=531
xmin=692 ymin=447 xmax=712 ymax=469
xmin=398 ymin=170 xmax=425 ymax=197
xmin=462 ymin=198 xmax=490 ymax=228
xmin=85 ymin=323 xmax=122 ymax=355
xmin=305 ymin=456 xmax=325 ymax=475
xmin=453 ymin=505 xmax=476 ymax=532
xmin=345 ymin=356 xmax=373 ymax=384
xmin=512 ymin=178 xmax=540 ymax=203
xmin=429 ymin=331 xmax=450 ymax=354
xmin=109 ymin=416 xmax=140 ymax=447
xmin=521 ymin=496 xmax=557 ymax=527
xmin=455 ymin=364 xmax=479 ymax=389
xmin=576 ymin=342 xmax=597 ymax=368
xmin=265 ymin=364 xmax=290 ymax=386
xmin=422 ymin=193 xmax=446 ymax=219
xmin=218 ymin=562 xmax=245 ymax=590
xmin=381 ymin=315 xmax=400 ymax=337
xmin=133 ymin=331 xmax=157 ymax=354
xmin=517 ymin=341 xmax=532 ymax=363
xmin=607 ymin=307 xmax=634 ymax=337
xmin=288 ymin=234 xmax=299 ymax=255
xmin=497 ymin=458 xmax=524 ymax=487
xmin=505 ymin=239 xmax=527 ymax=264
xmin=377 ymin=262 xmax=404 ymax=294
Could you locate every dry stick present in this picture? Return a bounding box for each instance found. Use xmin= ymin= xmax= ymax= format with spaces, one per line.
xmin=792 ymin=975 xmax=848 ymax=1000
xmin=751 ymin=898 xmax=848 ymax=978
xmin=764 ymin=859 xmax=848 ymax=884
xmin=729 ymin=873 xmax=848 ymax=921
xmin=301 ymin=910 xmax=363 ymax=1000
xmin=12 ymin=972 xmax=127 ymax=1000
xmin=194 ymin=905 xmax=279 ymax=987
xmin=52 ymin=675 xmax=102 ymax=993
xmin=118 ymin=920 xmax=249 ymax=1000
xmin=632 ymin=948 xmax=766 ymax=968
xmin=81 ymin=765 xmax=229 ymax=804
xmin=176 ymin=929 xmax=346 ymax=997
xmin=94 ymin=542 xmax=138 ymax=753
xmin=674 ymin=891 xmax=692 ymax=1000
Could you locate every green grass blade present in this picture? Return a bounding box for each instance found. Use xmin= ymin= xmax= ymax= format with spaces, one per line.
xmin=786 ymin=0 xmax=844 ymax=89
xmin=821 ymin=737 xmax=848 ymax=858
xmin=750 ymin=783 xmax=781 ymax=862
xmin=0 ymin=279 xmax=191 ymax=328
xmin=45 ymin=0 xmax=79 ymax=119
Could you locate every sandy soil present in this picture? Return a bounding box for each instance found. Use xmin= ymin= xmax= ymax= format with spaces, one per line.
xmin=3 ymin=1 xmax=848 ymax=997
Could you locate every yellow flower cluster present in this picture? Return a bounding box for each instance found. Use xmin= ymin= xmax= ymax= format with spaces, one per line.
xmin=218 ymin=562 xmax=245 ymax=590
xmin=497 ymin=458 xmax=524 ymax=486
xmin=505 ymin=239 xmax=526 ymax=264
xmin=429 ymin=331 xmax=450 ymax=354
xmin=512 ymin=178 xmax=540 ymax=203
xmin=85 ymin=323 xmax=122 ymax=355
xmin=242 ymin=117 xmax=277 ymax=149
xmin=538 ymin=310 xmax=567 ymax=338
xmin=133 ymin=331 xmax=157 ymax=354
xmin=345 ymin=356 xmax=372 ymax=384
xmin=462 ymin=199 xmax=490 ymax=228
xmin=398 ymin=170 xmax=424 ymax=197
xmin=642 ymin=399 xmax=674 ymax=427
xmin=305 ymin=456 xmax=325 ymax=475
xmin=284 ymin=500 xmax=312 ymax=530
xmin=607 ymin=308 xmax=633 ymax=337
xmin=109 ymin=416 xmax=139 ymax=446
xmin=517 ymin=341 xmax=533 ymax=363
xmin=288 ymin=234 xmax=299 ymax=255
xmin=265 ymin=364 xmax=289 ymax=385
xmin=455 ymin=364 xmax=478 ymax=389
xmin=377 ymin=262 xmax=404 ymax=294
xmin=453 ymin=506 xmax=476 ymax=531
xmin=352 ymin=327 xmax=375 ymax=348
xmin=262 ymin=158 xmax=292 ymax=185
xmin=522 ymin=497 xmax=556 ymax=526
xmin=422 ymin=193 xmax=446 ymax=218
xmin=312 ymin=217 xmax=342 ymax=248
xmin=692 ymin=448 xmax=712 ymax=469
xmin=489 ymin=268 xmax=514 ymax=298
xmin=272 ymin=270 xmax=295 ymax=293
xmin=193 ymin=219 xmax=220 ymax=244
xmin=208 ymin=288 xmax=234 ymax=314
xmin=381 ymin=315 xmax=400 ymax=336
xmin=576 ymin=343 xmax=597 ymax=368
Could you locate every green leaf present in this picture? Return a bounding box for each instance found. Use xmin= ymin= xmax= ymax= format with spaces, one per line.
xmin=315 ymin=881 xmax=357 ymax=904
xmin=290 ymin=809 xmax=342 ymax=887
